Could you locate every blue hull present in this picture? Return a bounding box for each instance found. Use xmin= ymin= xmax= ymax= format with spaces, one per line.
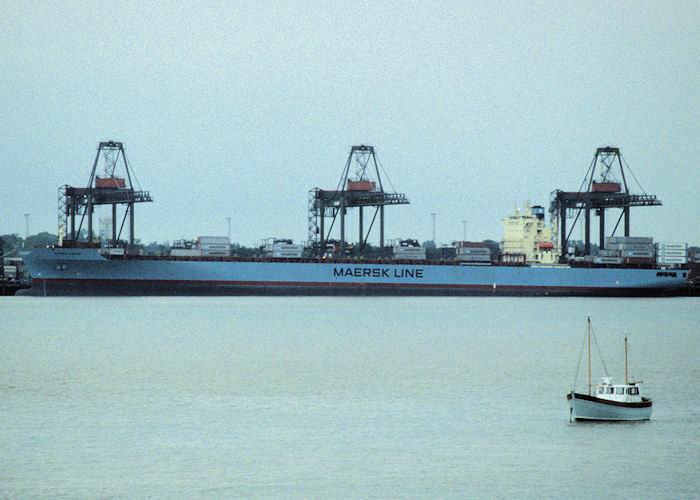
xmin=19 ymin=248 xmax=689 ymax=297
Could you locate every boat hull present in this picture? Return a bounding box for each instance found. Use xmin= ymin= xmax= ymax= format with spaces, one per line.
xmin=18 ymin=248 xmax=690 ymax=297
xmin=567 ymin=392 xmax=652 ymax=421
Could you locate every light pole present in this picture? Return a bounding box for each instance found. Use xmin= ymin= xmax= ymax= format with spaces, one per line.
xmin=24 ymin=213 xmax=29 ymax=247
xmin=226 ymin=217 xmax=232 ymax=241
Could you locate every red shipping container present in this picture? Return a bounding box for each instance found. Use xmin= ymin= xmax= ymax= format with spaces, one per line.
xmin=347 ymin=180 xmax=376 ymax=191
xmin=95 ymin=177 xmax=126 ymax=188
xmin=592 ymin=181 xmax=621 ymax=193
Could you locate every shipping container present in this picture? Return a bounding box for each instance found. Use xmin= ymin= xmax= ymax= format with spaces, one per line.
xmin=605 ymin=236 xmax=653 ymax=245
xmin=656 ymin=256 xmax=688 ymax=264
xmin=201 ymin=250 xmax=229 ymax=256
xmin=347 ymin=180 xmax=376 ymax=191
xmin=456 ymin=254 xmax=491 ymax=262
xmin=656 ymin=249 xmax=687 ymax=257
xmin=620 ymin=251 xmax=655 ymax=258
xmin=656 ymin=242 xmax=686 ymax=249
xmin=607 ymin=244 xmax=655 ymax=252
xmin=197 ymin=236 xmax=230 ymax=245
xmin=590 ymin=257 xmax=624 ymax=264
xmin=592 ymin=181 xmax=621 ymax=192
xmin=264 ymin=244 xmax=304 ymax=252
xmin=268 ymin=251 xmax=303 ymax=258
xmin=393 ymin=246 xmax=426 ymax=259
xmin=454 ymin=241 xmax=488 ymax=248
xmin=171 ymin=248 xmax=204 ymax=257
xmin=623 ymin=257 xmax=655 ymax=265
xmin=3 ymin=266 xmax=17 ymax=279
xmin=457 ymin=247 xmax=490 ymax=255
xmin=95 ymin=177 xmax=126 ymax=188
xmin=100 ymin=247 xmax=125 ymax=256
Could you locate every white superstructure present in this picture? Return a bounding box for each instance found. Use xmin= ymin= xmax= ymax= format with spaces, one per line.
xmin=500 ymin=203 xmax=559 ymax=264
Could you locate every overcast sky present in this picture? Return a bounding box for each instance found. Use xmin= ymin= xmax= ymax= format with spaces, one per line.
xmin=2 ymin=1 xmax=698 ymax=247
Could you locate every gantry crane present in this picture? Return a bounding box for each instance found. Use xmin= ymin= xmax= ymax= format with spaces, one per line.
xmin=550 ymin=147 xmax=661 ymax=259
xmin=58 ymin=141 xmax=152 ymax=248
xmin=308 ymin=145 xmax=409 ymax=256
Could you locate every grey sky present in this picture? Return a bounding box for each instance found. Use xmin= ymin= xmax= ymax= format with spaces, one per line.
xmin=2 ymin=1 xmax=698 ymax=247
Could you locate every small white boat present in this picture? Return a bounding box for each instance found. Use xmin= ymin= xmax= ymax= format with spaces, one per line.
xmin=567 ymin=316 xmax=652 ymax=421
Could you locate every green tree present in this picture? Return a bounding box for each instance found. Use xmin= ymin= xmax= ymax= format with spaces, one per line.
xmin=142 ymin=241 xmax=170 ymax=256
xmin=0 ymin=234 xmax=21 ymax=255
xmin=25 ymin=232 xmax=58 ymax=248
xmin=483 ymin=239 xmax=501 ymax=260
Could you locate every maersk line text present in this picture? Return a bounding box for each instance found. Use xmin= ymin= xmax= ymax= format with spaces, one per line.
xmin=333 ymin=267 xmax=424 ymax=278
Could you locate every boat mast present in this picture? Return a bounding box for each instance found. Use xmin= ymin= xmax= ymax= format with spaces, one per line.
xmin=588 ymin=316 xmax=591 ymax=396
xmin=625 ymin=335 xmax=628 ymax=384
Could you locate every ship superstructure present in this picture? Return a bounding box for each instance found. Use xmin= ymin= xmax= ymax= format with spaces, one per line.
xmin=501 ymin=204 xmax=559 ymax=264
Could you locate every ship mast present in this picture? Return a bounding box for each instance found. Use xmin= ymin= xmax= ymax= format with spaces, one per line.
xmin=625 ymin=335 xmax=628 ymax=384
xmin=588 ymin=316 xmax=591 ymax=396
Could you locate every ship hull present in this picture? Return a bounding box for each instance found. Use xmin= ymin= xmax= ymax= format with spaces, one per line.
xmin=18 ymin=248 xmax=689 ymax=297
xmin=567 ymin=392 xmax=652 ymax=421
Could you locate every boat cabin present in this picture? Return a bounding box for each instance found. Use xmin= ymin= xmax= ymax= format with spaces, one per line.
xmin=595 ymin=377 xmax=645 ymax=403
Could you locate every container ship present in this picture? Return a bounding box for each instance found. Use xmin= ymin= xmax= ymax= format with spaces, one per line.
xmin=19 ymin=245 xmax=689 ymax=296
xmin=17 ymin=143 xmax=691 ymax=296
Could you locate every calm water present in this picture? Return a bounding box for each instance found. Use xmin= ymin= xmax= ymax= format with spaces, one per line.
xmin=1 ymin=296 xmax=698 ymax=498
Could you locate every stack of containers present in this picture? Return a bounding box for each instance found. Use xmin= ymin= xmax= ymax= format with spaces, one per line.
xmin=455 ymin=242 xmax=491 ymax=263
xmin=392 ymin=244 xmax=426 ymax=260
xmin=197 ymin=236 xmax=231 ymax=256
xmin=263 ymin=241 xmax=303 ymax=258
xmin=605 ymin=236 xmax=654 ymax=265
xmin=655 ymin=243 xmax=688 ymax=266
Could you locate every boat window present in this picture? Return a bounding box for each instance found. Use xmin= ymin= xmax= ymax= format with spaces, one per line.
xmin=626 ymin=387 xmax=639 ymax=395
xmin=615 ymin=387 xmax=624 ymax=394
xmin=598 ymin=387 xmax=604 ymax=394
xmin=605 ymin=387 xmax=614 ymax=394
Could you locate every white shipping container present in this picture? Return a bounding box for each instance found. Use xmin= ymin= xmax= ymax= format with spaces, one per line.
xmin=656 ymin=256 xmax=688 ymax=264
xmin=457 ymin=247 xmax=490 ymax=255
xmin=265 ymin=244 xmax=303 ymax=252
xmin=102 ymin=247 xmax=125 ymax=256
xmin=171 ymin=248 xmax=203 ymax=257
xmin=268 ymin=251 xmax=303 ymax=258
xmin=620 ymin=251 xmax=655 ymax=257
xmin=656 ymin=249 xmax=687 ymax=257
xmin=621 ymin=253 xmax=655 ymax=259
xmin=606 ymin=236 xmax=654 ymax=245
xmin=393 ymin=246 xmax=426 ymax=259
xmin=456 ymin=254 xmax=491 ymax=262
xmin=606 ymin=244 xmax=655 ymax=252
xmin=595 ymin=257 xmax=624 ymax=264
xmin=393 ymin=247 xmax=425 ymax=253
xmin=619 ymin=243 xmax=654 ymax=249
xmin=656 ymin=243 xmax=686 ymax=249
